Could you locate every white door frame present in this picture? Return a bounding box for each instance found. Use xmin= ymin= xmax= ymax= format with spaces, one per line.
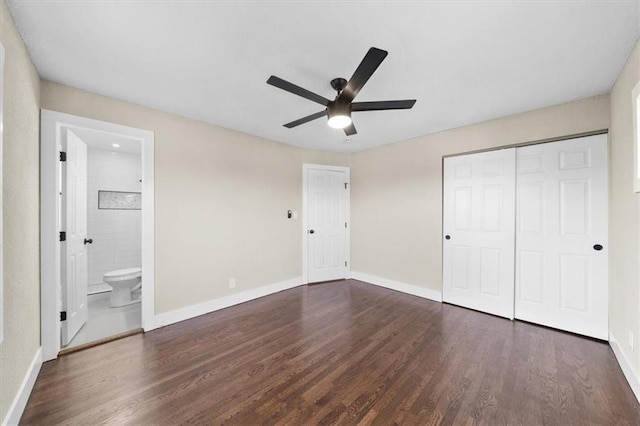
xmin=302 ymin=164 xmax=350 ymax=284
xmin=40 ymin=109 xmax=155 ymax=361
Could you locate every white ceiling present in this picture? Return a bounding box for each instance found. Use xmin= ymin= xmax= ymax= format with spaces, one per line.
xmin=8 ymin=1 xmax=640 ymax=153
xmin=71 ymin=127 xmax=141 ymax=155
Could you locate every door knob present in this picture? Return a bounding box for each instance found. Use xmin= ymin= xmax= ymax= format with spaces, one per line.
xmin=309 ymin=230 xmax=315 ymax=234
xmin=593 ymin=244 xmax=603 ymax=251
xmin=84 ymin=238 xmax=93 ymax=245
xmin=445 ymin=235 xmax=451 ymax=240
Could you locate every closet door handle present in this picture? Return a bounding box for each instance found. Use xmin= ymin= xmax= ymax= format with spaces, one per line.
xmin=445 ymin=235 xmax=451 ymax=240
xmin=84 ymin=238 xmax=93 ymax=245
xmin=593 ymin=244 xmax=603 ymax=251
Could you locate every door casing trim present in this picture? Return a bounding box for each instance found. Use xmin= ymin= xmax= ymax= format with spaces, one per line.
xmin=40 ymin=109 xmax=155 ymax=361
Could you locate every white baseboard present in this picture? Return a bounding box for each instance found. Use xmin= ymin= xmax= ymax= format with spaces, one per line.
xmin=609 ymin=332 xmax=640 ymax=404
xmin=350 ymin=271 xmax=442 ymax=302
xmin=2 ymin=347 xmax=42 ymax=426
xmin=154 ymin=276 xmax=303 ymax=328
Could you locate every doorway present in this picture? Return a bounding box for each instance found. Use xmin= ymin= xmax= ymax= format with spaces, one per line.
xmin=40 ymin=110 xmax=155 ymax=361
xmin=302 ymin=164 xmax=350 ymax=284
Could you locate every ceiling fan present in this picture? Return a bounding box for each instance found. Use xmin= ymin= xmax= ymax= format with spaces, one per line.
xmin=267 ymin=47 xmax=416 ymax=136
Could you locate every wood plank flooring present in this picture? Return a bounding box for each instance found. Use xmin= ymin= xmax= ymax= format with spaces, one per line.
xmin=21 ymin=280 xmax=640 ymax=425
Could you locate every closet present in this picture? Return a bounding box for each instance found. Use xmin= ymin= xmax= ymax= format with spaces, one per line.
xmin=442 ymin=134 xmax=608 ymax=340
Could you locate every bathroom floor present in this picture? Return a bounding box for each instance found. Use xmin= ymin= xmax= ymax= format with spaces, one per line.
xmin=65 ymin=292 xmax=141 ymax=349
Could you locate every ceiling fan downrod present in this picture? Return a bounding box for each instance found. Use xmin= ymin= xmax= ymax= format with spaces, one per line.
xmin=330 ymin=77 xmax=347 ymax=94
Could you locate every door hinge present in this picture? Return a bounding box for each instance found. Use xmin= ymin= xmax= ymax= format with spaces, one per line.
xmin=59 ymin=231 xmax=66 ymax=242
xmin=345 ymin=261 xmax=348 ymax=267
xmin=345 ymin=222 xmax=347 ymax=228
xmin=59 ymin=151 xmax=67 ymax=162
xmin=344 ymin=182 xmax=348 ymax=189
xmin=60 ymin=311 xmax=67 ymax=321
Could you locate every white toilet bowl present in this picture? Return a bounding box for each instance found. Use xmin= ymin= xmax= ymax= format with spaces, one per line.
xmin=103 ymin=267 xmax=142 ymax=307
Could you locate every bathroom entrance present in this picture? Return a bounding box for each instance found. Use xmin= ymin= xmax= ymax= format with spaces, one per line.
xmin=61 ymin=127 xmax=144 ymax=349
xmin=40 ymin=110 xmax=155 ymax=360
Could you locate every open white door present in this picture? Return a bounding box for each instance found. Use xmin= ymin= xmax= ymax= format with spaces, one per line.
xmin=305 ymin=166 xmax=349 ymax=283
xmin=515 ymin=135 xmax=608 ymax=339
xmin=443 ymin=148 xmax=516 ymax=319
xmin=61 ymin=130 xmax=88 ymax=346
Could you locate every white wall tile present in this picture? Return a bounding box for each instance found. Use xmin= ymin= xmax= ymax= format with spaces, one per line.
xmin=87 ymin=148 xmax=142 ymax=292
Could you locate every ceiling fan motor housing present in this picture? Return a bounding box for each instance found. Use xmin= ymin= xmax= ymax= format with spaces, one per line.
xmin=328 ymin=99 xmax=351 ymax=117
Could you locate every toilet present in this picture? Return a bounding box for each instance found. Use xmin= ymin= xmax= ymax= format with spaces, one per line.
xmin=103 ymin=267 xmax=142 ymax=307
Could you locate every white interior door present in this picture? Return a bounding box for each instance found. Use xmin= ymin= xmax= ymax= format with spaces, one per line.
xmin=61 ymin=130 xmax=88 ymax=345
xmin=306 ymin=167 xmax=349 ymax=283
xmin=515 ymin=135 xmax=608 ymax=339
xmin=443 ymin=148 xmax=516 ymax=319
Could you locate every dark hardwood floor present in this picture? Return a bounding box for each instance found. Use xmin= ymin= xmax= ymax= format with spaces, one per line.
xmin=22 ymin=280 xmax=640 ymax=425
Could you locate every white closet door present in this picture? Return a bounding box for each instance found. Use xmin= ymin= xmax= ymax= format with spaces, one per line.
xmin=515 ymin=135 xmax=608 ymax=339
xmin=443 ymin=148 xmax=516 ymax=319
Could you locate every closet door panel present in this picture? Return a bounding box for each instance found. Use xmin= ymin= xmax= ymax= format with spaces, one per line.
xmin=443 ymin=148 xmax=516 ymax=319
xmin=515 ymin=134 xmax=608 ymax=339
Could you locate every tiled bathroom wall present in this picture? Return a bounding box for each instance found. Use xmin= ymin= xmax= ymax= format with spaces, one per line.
xmin=87 ymin=148 xmax=142 ymax=294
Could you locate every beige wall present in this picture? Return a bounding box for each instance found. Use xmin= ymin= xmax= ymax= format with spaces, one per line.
xmin=40 ymin=82 xmax=350 ymax=314
xmin=0 ymin=1 xmax=41 ymax=421
xmin=351 ymin=94 xmax=610 ymax=291
xmin=610 ymin=39 xmax=640 ymax=376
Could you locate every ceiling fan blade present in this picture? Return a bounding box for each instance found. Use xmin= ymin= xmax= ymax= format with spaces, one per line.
xmin=338 ymin=47 xmax=388 ymax=103
xmin=267 ymin=76 xmax=330 ymax=106
xmin=344 ymin=122 xmax=357 ymax=136
xmin=283 ymin=110 xmax=327 ymax=128
xmin=351 ymin=100 xmax=416 ymax=111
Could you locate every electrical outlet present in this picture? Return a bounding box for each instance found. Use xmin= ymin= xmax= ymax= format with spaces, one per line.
xmin=229 ymin=278 xmax=236 ymax=289
xmin=629 ymin=331 xmax=635 ymax=352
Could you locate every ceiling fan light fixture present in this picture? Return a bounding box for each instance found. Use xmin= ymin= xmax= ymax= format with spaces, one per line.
xmin=327 ymin=101 xmax=352 ymax=129
xmin=327 ymin=114 xmax=352 ymax=129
